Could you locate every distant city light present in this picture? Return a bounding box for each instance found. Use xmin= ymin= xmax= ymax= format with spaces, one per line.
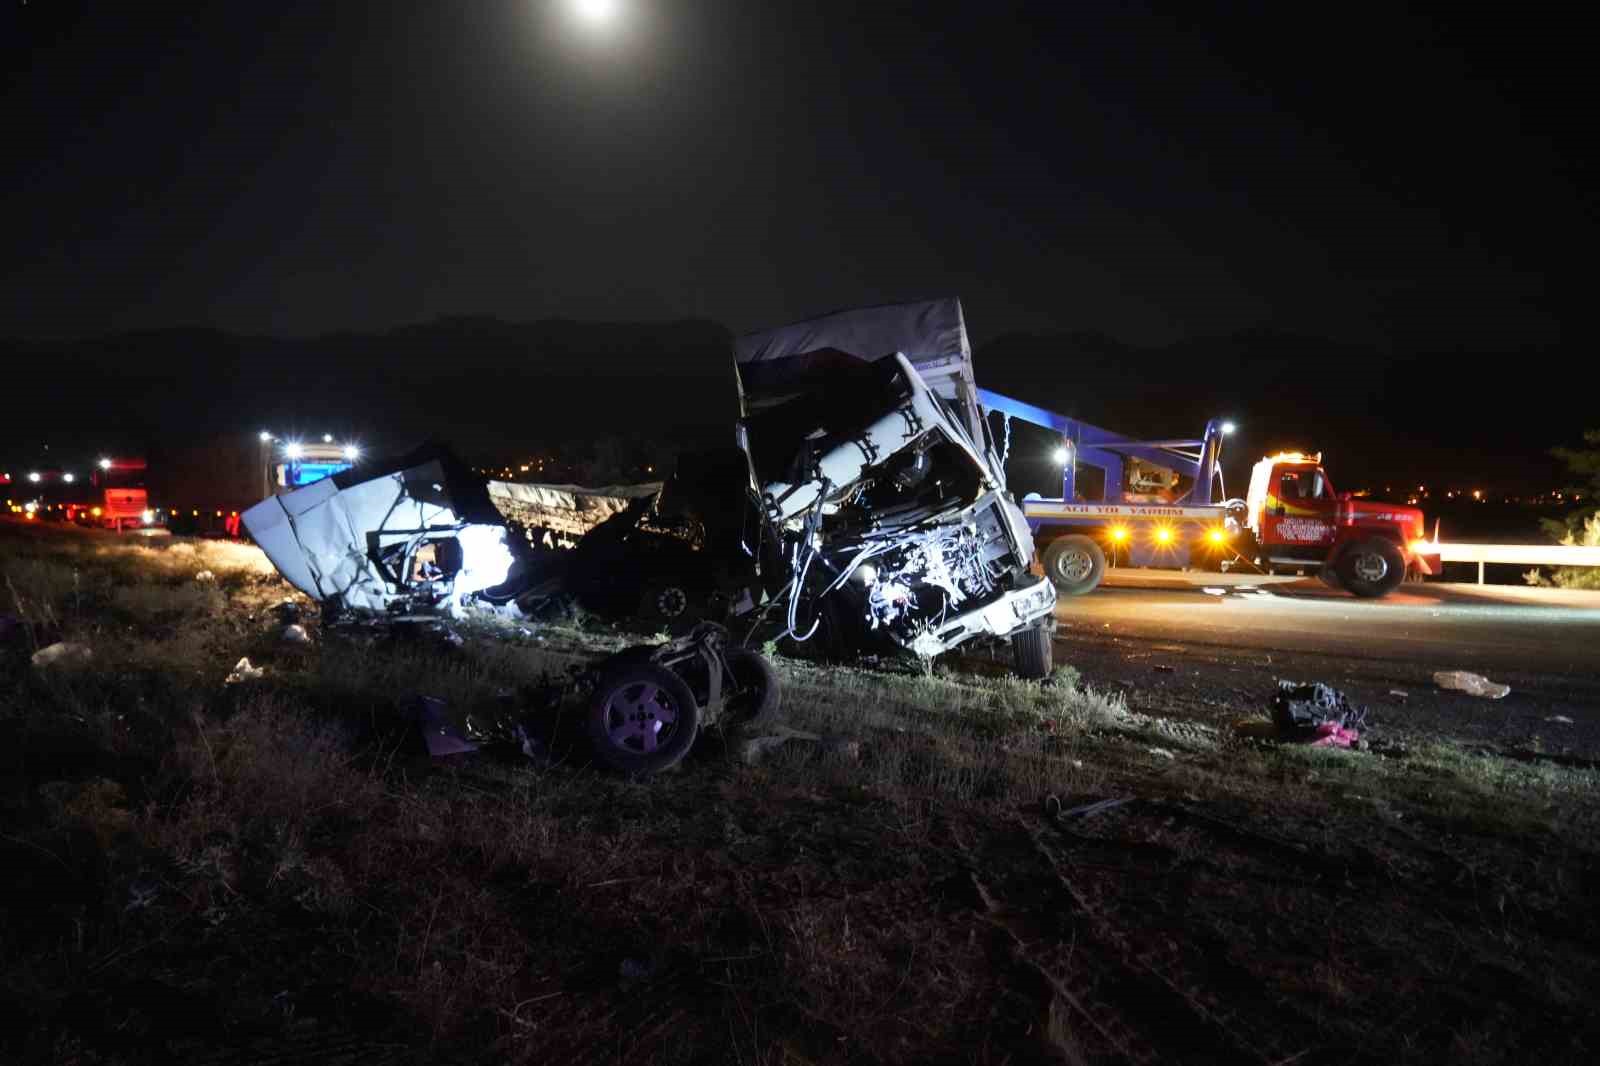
xmin=259 ymin=431 xmax=273 ymax=442
xmin=27 ymin=472 xmax=41 ymax=483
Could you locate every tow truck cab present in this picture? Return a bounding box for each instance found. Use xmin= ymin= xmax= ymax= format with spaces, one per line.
xmin=1245 ymin=454 xmax=1441 ymax=596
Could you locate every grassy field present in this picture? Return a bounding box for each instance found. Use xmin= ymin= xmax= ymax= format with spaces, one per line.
xmin=2 ymin=522 xmax=1598 ymax=1064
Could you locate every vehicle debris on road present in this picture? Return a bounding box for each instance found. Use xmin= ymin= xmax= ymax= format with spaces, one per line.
xmin=1238 ymin=680 xmax=1368 ymax=748
xmin=1433 ymin=670 xmax=1510 ymax=699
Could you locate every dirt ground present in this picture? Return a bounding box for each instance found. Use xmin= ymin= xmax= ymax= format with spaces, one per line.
xmin=3 ymin=524 xmax=1598 ymax=1064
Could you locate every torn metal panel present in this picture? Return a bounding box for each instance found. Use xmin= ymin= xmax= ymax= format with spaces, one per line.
xmin=241 ymin=445 xmax=518 ymax=617
xmin=487 ymin=480 xmax=660 ymax=546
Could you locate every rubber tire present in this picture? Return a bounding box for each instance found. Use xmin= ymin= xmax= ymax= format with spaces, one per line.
xmin=638 ymin=578 xmax=695 ymax=625
xmin=586 ymin=662 xmax=700 ymax=775
xmin=1011 ymin=625 xmax=1053 ymax=680
xmin=1338 ymin=538 xmax=1406 ymax=599
xmin=1041 ymin=535 xmax=1106 ymax=596
xmin=720 ymin=647 xmax=781 ymax=734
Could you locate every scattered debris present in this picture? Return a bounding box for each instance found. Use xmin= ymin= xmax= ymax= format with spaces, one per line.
xmin=1045 ymin=795 xmax=1133 ymax=820
xmin=618 ymin=957 xmax=656 ymax=982
xmin=1202 ymin=587 xmax=1227 ymax=596
xmin=1147 ymin=747 xmax=1177 ymax=760
xmin=126 ymin=876 xmax=161 ymax=911
xmin=271 ymin=600 xmax=302 ymax=625
xmin=1153 ymin=663 xmax=1175 ymax=673
xmin=1546 ymin=715 xmax=1575 ymax=725
xmin=1433 ymin=670 xmax=1510 ymax=699
xmin=386 ymin=617 xmax=465 ymax=648
xmin=280 ymin=623 xmax=311 ymax=644
xmin=194 ymin=569 xmax=216 ymax=583
xmin=405 ymin=696 xmax=480 ymax=758
xmin=31 ymin=642 xmax=92 ymax=669
xmin=1387 ymin=688 xmax=1408 ymax=701
xmin=224 ymin=657 xmax=265 ymax=684
xmin=1254 ymin=681 xmax=1368 ymax=748
xmin=735 ymin=725 xmax=830 ymax=766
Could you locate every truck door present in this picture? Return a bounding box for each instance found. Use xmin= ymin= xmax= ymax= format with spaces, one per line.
xmin=1260 ymin=465 xmax=1338 ymax=551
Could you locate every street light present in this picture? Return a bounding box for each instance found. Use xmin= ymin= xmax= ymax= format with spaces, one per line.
xmin=1221 ymin=421 xmax=1237 ymax=435
xmin=343 ymin=445 xmax=361 ymax=462
xmin=27 ymin=472 xmax=40 ymax=483
xmin=285 ymin=442 xmax=304 ymax=460
xmin=258 ymin=431 xmax=272 ymax=442
xmin=322 ymin=433 xmax=334 ymax=444
xmin=63 ymin=473 xmax=74 ymax=483
xmin=99 ymin=457 xmax=112 ymax=469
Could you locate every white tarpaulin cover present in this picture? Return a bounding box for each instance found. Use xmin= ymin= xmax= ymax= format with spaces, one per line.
xmin=732 ymin=298 xmax=974 ymax=410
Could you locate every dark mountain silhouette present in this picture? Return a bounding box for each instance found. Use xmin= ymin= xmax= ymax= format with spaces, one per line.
xmin=0 ymin=317 xmax=1580 ymax=496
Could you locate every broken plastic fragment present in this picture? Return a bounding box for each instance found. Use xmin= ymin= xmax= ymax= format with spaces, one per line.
xmin=406 ymin=696 xmax=479 ymax=757
xmin=281 ymin=624 xmax=311 ymax=644
xmin=194 ymin=570 xmax=216 ymax=583
xmin=31 ymin=642 xmax=92 ymax=668
xmin=1433 ymin=670 xmax=1509 ymax=699
xmin=225 ymin=657 xmax=265 ymax=684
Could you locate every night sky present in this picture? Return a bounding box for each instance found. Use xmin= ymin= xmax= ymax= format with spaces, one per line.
xmin=2 ymin=1 xmax=1591 ymax=486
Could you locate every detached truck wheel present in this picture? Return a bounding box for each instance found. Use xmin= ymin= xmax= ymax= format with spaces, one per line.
xmin=587 ymin=662 xmax=700 ymax=775
xmin=1041 ymin=535 xmax=1106 ymax=596
xmin=1011 ymin=625 xmax=1053 ymax=679
xmin=1338 ymin=538 xmax=1406 ymax=599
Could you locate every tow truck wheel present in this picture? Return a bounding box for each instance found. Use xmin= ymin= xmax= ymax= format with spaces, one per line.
xmin=1338 ymin=538 xmax=1406 ymax=599
xmin=1012 ymin=625 xmax=1053 ymax=679
xmin=587 ymin=663 xmax=700 ymax=775
xmin=1041 ymin=535 xmax=1105 ymax=596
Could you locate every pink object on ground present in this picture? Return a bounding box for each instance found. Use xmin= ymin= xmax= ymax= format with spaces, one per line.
xmin=1309 ymin=722 xmax=1360 ymax=748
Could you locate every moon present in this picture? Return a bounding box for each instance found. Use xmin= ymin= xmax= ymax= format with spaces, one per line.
xmin=572 ymin=0 xmax=620 ymax=26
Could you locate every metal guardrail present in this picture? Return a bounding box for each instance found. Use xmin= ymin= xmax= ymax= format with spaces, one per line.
xmin=1435 ymin=542 xmax=1600 ymax=584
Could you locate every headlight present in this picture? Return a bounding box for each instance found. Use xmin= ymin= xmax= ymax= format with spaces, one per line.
xmin=142 ymin=510 xmax=155 ymax=524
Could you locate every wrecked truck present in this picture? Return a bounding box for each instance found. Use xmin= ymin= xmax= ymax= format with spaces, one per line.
xmin=240 ymin=298 xmax=1056 ymax=678
xmin=731 ymin=298 xmax=1057 ymax=676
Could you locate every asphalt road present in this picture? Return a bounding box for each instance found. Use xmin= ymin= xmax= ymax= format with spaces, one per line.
xmin=1053 ymin=572 xmax=1600 ymax=757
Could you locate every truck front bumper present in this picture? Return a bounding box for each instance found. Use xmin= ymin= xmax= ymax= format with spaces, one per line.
xmin=904 ymin=574 xmax=1058 ymax=658
xmin=1409 ymin=547 xmax=1443 ymax=576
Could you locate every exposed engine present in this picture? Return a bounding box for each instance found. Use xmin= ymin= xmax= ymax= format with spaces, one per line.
xmin=845 ymin=496 xmax=1017 ymax=637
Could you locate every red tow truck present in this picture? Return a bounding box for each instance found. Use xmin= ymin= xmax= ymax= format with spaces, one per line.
xmin=976 ymin=390 xmax=1441 ymax=598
